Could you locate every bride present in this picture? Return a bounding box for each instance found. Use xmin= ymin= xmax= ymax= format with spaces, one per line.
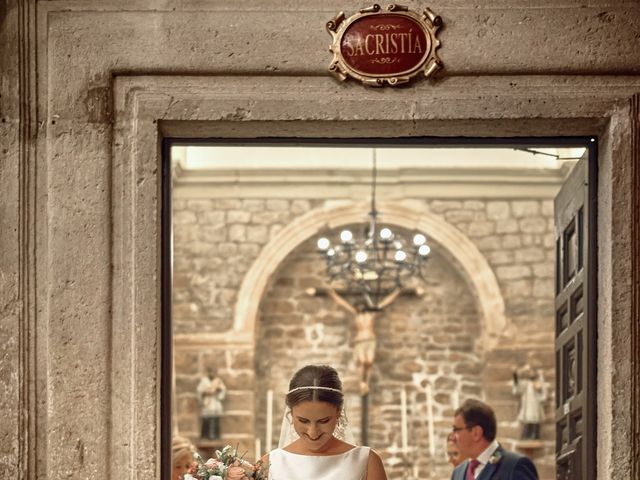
xmin=262 ymin=365 xmax=387 ymax=480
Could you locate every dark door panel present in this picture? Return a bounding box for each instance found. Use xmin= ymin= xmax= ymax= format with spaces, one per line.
xmin=554 ymin=151 xmax=597 ymax=479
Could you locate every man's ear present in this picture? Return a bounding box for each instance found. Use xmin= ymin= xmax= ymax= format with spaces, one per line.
xmin=472 ymin=425 xmax=485 ymax=442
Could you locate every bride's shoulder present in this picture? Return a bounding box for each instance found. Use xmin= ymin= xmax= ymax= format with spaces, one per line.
xmin=365 ymin=447 xmax=382 ymax=458
xmin=365 ymin=449 xmax=387 ymax=480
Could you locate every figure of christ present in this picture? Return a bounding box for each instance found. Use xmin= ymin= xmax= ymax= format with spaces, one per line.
xmin=306 ymin=287 xmax=403 ymax=396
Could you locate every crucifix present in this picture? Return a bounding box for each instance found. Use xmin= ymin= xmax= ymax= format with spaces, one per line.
xmin=306 ymin=285 xmax=423 ymax=445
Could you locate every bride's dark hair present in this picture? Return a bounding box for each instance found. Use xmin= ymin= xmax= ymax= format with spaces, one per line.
xmin=285 ymin=364 xmax=344 ymax=410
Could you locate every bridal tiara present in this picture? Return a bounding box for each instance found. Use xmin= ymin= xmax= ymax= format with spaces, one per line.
xmin=286 ymin=386 xmax=343 ymax=395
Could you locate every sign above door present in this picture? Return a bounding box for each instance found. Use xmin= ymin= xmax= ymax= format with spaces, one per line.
xmin=326 ymin=4 xmax=443 ymax=87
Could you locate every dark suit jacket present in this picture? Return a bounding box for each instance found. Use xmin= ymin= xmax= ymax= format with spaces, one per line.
xmin=450 ymin=445 xmax=538 ymax=480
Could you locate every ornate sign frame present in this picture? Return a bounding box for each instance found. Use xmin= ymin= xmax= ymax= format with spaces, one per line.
xmin=326 ymin=4 xmax=442 ymax=87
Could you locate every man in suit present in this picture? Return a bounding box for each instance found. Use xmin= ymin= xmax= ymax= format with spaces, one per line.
xmin=450 ymin=398 xmax=538 ymax=480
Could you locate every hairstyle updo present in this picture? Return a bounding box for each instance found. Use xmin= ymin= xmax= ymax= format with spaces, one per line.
xmin=171 ymin=435 xmax=194 ymax=461
xmin=285 ymin=365 xmax=344 ymax=411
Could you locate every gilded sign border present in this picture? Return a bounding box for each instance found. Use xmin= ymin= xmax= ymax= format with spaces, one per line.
xmin=326 ymin=4 xmax=442 ymax=87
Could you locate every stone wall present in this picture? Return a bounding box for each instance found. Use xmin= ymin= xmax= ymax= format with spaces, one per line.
xmin=173 ymin=198 xmax=320 ymax=333
xmin=173 ymin=194 xmax=556 ymax=478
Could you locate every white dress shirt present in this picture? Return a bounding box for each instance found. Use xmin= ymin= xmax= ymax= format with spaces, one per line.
xmin=471 ymin=439 xmax=499 ymax=478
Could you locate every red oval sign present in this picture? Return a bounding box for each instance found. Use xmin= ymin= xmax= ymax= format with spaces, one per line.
xmin=340 ymin=14 xmax=430 ymax=76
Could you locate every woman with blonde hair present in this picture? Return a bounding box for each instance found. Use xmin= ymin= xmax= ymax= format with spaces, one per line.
xmin=172 ymin=436 xmax=195 ymax=480
xmin=446 ymin=432 xmax=465 ymax=468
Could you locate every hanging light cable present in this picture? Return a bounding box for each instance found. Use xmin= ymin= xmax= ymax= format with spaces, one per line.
xmin=316 ymin=149 xmax=431 ymax=310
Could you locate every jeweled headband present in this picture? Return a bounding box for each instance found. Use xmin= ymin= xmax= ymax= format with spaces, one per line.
xmin=286 ymin=386 xmax=343 ymax=395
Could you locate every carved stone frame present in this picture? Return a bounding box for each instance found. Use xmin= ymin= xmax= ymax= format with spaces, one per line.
xmin=108 ymin=75 xmax=640 ymax=479
xmin=631 ymin=94 xmax=640 ymax=480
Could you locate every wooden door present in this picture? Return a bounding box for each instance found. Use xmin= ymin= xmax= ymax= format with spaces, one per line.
xmin=554 ymin=151 xmax=597 ymax=479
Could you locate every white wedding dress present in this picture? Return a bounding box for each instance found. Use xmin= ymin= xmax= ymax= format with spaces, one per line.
xmin=267 ymin=446 xmax=370 ymax=480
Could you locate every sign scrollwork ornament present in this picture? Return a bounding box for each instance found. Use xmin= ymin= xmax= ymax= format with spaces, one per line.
xmin=326 ymin=4 xmax=443 ymax=87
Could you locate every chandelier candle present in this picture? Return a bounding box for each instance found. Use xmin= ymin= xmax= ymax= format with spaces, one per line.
xmin=426 ymin=383 xmax=435 ymax=457
xmin=401 ymin=387 xmax=408 ymax=455
xmin=266 ymin=389 xmax=273 ymax=452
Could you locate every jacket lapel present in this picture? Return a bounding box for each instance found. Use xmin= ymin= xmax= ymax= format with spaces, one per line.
xmin=477 ymin=461 xmax=498 ymax=480
xmin=476 ymin=445 xmax=505 ymax=480
xmin=457 ymin=460 xmax=470 ymax=480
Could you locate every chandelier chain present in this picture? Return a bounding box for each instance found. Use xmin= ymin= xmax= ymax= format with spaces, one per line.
xmin=371 ymin=148 xmax=377 ymax=217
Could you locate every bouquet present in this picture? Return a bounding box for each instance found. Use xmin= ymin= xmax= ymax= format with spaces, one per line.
xmin=185 ymin=444 xmax=268 ymax=480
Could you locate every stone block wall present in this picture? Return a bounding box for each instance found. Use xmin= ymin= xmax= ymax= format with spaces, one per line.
xmin=173 ymin=198 xmax=319 ymax=333
xmin=173 ymin=195 xmax=556 ymax=478
xmin=424 ymin=199 xmax=557 ymax=478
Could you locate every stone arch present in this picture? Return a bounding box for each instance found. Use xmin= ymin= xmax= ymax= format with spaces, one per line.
xmin=234 ymin=201 xmax=508 ymax=349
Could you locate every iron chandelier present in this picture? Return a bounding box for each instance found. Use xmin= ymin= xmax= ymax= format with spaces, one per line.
xmin=316 ymin=150 xmax=431 ymax=310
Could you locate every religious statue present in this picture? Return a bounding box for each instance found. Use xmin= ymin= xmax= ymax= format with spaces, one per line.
xmin=197 ymin=368 xmax=227 ymax=440
xmin=512 ymin=364 xmax=549 ymax=440
xmin=306 ymin=287 xmax=404 ymax=396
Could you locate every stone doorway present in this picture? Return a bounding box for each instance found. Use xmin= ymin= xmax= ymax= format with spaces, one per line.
xmin=168 ymin=141 xmax=594 ymax=480
xmin=102 ymin=74 xmax=639 ymax=480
